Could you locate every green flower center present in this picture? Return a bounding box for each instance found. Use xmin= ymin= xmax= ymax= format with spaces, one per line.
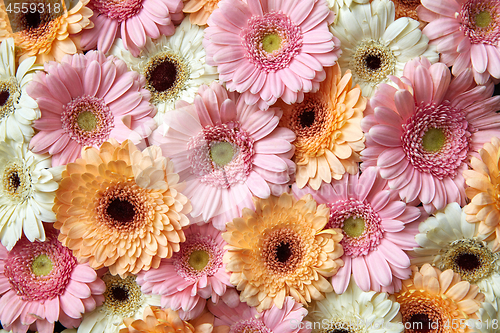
xmin=262 ymin=33 xmax=282 ymax=53
xmin=77 ymin=111 xmax=98 ymax=131
xmin=31 ymin=254 xmax=53 ymax=276
xmin=421 ymin=128 xmax=446 ymax=152
xmin=210 ymin=141 xmax=235 ymax=166
xmin=189 ymin=250 xmax=210 ymax=271
xmin=475 ymin=10 xmax=492 ymax=28
xmin=343 ymin=217 xmax=365 ymax=238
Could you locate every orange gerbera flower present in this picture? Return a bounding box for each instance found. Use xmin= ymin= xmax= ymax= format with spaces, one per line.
xmin=463 ymin=137 xmax=500 ymax=252
xmin=223 ymin=193 xmax=344 ymax=312
xmin=0 ymin=0 xmax=93 ymax=63
xmin=119 ymin=307 xmax=214 ymax=333
xmin=278 ymin=63 xmax=366 ymax=190
xmin=183 ymin=0 xmax=220 ymax=25
xmin=53 ymin=140 xmax=191 ymax=277
xmin=395 ymin=264 xmax=484 ymax=333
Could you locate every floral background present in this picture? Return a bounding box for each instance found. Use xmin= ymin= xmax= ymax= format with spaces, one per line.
xmin=0 ymin=0 xmax=500 ymax=332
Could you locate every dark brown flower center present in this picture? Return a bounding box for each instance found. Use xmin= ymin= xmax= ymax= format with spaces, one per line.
xmin=365 ymin=55 xmax=382 ymax=70
xmin=8 ymin=171 xmax=21 ymax=193
xmin=455 ymin=252 xmax=480 ymax=271
xmin=111 ymin=286 xmax=129 ymax=302
xmin=275 ymin=242 xmax=292 ymax=263
xmin=106 ymin=198 xmax=135 ymax=223
xmin=148 ymin=60 xmax=177 ymax=93
xmin=25 ymin=11 xmax=42 ymax=30
xmin=408 ymin=313 xmax=432 ymax=333
xmin=0 ymin=90 xmax=9 ymax=107
xmin=298 ymin=109 xmax=316 ymax=128
xmin=329 ymin=330 xmax=351 ymax=333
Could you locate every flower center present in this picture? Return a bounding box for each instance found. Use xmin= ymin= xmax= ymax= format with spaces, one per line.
xmin=7 ymin=1 xmax=60 ymax=34
xmin=229 ymin=319 xmax=272 ymax=333
xmin=242 ymin=12 xmax=303 ymax=73
xmin=31 ymin=254 xmax=53 ymax=276
xmin=106 ymin=198 xmax=136 ymax=223
xmin=285 ymin=96 xmax=336 ymax=160
xmin=0 ymin=90 xmax=9 ymax=106
xmin=188 ymin=122 xmax=254 ymax=188
xmin=25 ymin=11 xmax=42 ymax=29
xmin=421 ymin=128 xmax=446 ymax=152
xmin=144 ymin=52 xmax=189 ymax=105
xmin=408 ymin=313 xmax=433 ymax=333
xmin=328 ymin=199 xmax=384 ymax=258
xmin=4 ymin=229 xmax=78 ymax=302
xmin=398 ymin=295 xmax=450 ymax=333
xmin=96 ymin=183 xmax=154 ymax=233
xmin=2 ymin=161 xmax=31 ymax=202
xmin=210 ymin=141 xmax=236 ymax=166
xmin=459 ymin=0 xmax=500 ymax=45
xmin=173 ymin=233 xmax=224 ymax=281
xmin=89 ymin=0 xmax=143 ymax=22
xmin=262 ymin=33 xmax=282 ymax=53
xmin=342 ymin=217 xmax=365 ymax=238
xmin=189 ymin=250 xmax=210 ymax=271
xmin=350 ymin=39 xmax=396 ymax=86
xmin=0 ymin=78 xmax=20 ymax=121
xmin=61 ymin=95 xmax=114 ymax=147
xmin=261 ymin=228 xmax=304 ymax=275
xmin=476 ymin=10 xmax=492 ymax=27
xmin=102 ymin=273 xmax=144 ymax=317
xmin=440 ymin=238 xmax=497 ymax=284
xmin=401 ymin=101 xmax=472 ymax=180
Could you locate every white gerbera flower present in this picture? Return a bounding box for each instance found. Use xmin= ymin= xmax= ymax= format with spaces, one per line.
xmin=469 ymin=299 xmax=500 ymax=333
xmin=0 ymin=139 xmax=58 ymax=250
xmin=410 ymin=202 xmax=500 ymax=303
xmin=0 ymin=38 xmax=42 ymax=142
xmin=306 ymin=279 xmax=403 ymax=333
xmin=329 ymin=0 xmax=438 ymax=97
xmin=327 ymin=0 xmax=370 ymax=22
xmin=77 ymin=273 xmax=161 ymax=333
xmin=109 ymin=17 xmax=218 ymax=126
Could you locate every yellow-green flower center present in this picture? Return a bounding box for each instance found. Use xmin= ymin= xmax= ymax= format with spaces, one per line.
xmin=189 ymin=250 xmax=210 ymax=271
xmin=475 ymin=10 xmax=492 ymax=28
xmin=262 ymin=33 xmax=282 ymax=53
xmin=210 ymin=141 xmax=235 ymax=166
xmin=343 ymin=217 xmax=365 ymax=238
xmin=422 ymin=128 xmax=446 ymax=152
xmin=77 ymin=111 xmax=98 ymax=131
xmin=31 ymin=254 xmax=53 ymax=276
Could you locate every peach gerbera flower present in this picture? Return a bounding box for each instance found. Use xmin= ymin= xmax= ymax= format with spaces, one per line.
xmin=119 ymin=306 xmax=214 ymax=333
xmin=223 ymin=193 xmax=344 ymax=312
xmin=395 ymin=264 xmax=485 ymax=333
xmin=53 ymin=140 xmax=191 ymax=277
xmin=183 ymin=0 xmax=220 ymax=25
xmin=464 ymin=137 xmax=500 ymax=252
xmin=278 ymin=63 xmax=366 ymax=190
xmin=0 ymin=0 xmax=93 ymax=63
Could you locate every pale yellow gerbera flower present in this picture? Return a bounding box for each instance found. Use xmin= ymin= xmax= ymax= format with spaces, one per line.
xmin=222 ymin=193 xmax=344 ymax=312
xmin=395 ymin=264 xmax=485 ymax=333
xmin=278 ymin=64 xmax=366 ymax=190
xmin=53 ymin=140 xmax=191 ymax=277
xmin=0 ymin=0 xmax=93 ymax=63
xmin=119 ymin=307 xmax=214 ymax=333
xmin=463 ymin=137 xmax=500 ymax=252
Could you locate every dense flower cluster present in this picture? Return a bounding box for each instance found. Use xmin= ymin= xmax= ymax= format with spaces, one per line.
xmin=1 ymin=0 xmax=500 ymax=331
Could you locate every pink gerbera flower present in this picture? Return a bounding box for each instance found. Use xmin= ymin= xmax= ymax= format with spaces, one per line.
xmin=293 ymin=167 xmax=422 ymax=294
xmin=26 ymin=51 xmax=157 ymax=166
xmin=361 ymin=57 xmax=500 ymax=213
xmin=80 ymin=0 xmax=184 ymax=56
xmin=137 ymin=223 xmax=231 ymax=320
xmin=208 ymin=289 xmax=311 ymax=333
xmin=203 ymin=0 xmax=341 ymax=110
xmin=418 ymin=0 xmax=500 ymax=84
xmin=0 ymin=226 xmax=105 ymax=333
xmin=150 ymin=82 xmax=295 ymax=230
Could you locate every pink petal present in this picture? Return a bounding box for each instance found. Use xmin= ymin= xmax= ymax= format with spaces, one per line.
xmin=352 ymin=256 xmax=371 ymax=291
xmin=253 ymin=154 xmax=288 ymax=173
xmin=378 ymin=239 xmax=411 ymax=269
xmin=331 ymin=256 xmax=352 ymax=294
xmin=246 ymin=171 xmax=271 ymax=198
xmin=366 ymin=250 xmax=392 ymax=287
xmin=369 ymin=125 xmax=402 ymax=147
xmin=471 ymin=43 xmax=488 ymax=74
